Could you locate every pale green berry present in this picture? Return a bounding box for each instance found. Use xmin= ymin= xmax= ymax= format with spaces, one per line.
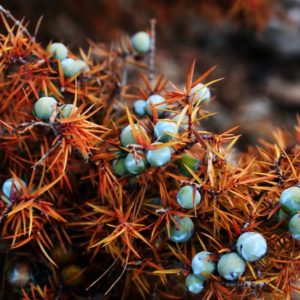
xmin=191 ymin=251 xmax=216 ymax=280
xmin=34 ymin=96 xmax=57 ymax=120
xmin=48 ymin=42 xmax=68 ymax=60
xmin=185 ymin=274 xmax=205 ymax=294
xmin=169 ymin=216 xmax=194 ymax=243
xmin=171 ymin=113 xmax=189 ymax=131
xmin=134 ymin=100 xmax=147 ymax=116
xmin=146 ymin=143 xmax=171 ymax=167
xmin=7 ymin=262 xmax=32 ymax=288
xmin=120 ymin=124 xmax=147 ymax=147
xmin=124 ymin=152 xmax=148 ymax=174
xmin=61 ymin=265 xmax=83 ymax=286
xmin=61 ymin=58 xmax=82 ymax=77
xmin=76 ymin=59 xmax=90 ymax=72
xmin=131 ymin=31 xmax=151 ymax=53
xmin=289 ymin=213 xmax=300 ymax=240
xmin=236 ymin=232 xmax=267 ymax=262
xmin=127 ymin=175 xmax=140 ymax=187
xmin=177 ymin=185 xmax=201 ymax=209
xmin=272 ymin=209 xmax=289 ymax=232
xmin=217 ymin=252 xmax=246 ymax=281
xmin=279 ymin=186 xmax=300 ymax=215
xmin=150 ymin=197 xmax=163 ymax=205
xmin=112 ymin=158 xmax=127 ymax=176
xmin=276 ymin=209 xmax=290 ymax=230
xmin=154 ymin=119 xmax=178 ymax=142
xmin=2 ymin=177 xmax=26 ymax=199
xmin=190 ymin=83 xmax=211 ymax=103
xmin=177 ymin=152 xmax=201 ymax=177
xmin=59 ymin=104 xmax=77 ymax=118
xmin=145 ymin=95 xmax=167 ymax=117
xmin=51 ymin=245 xmax=73 ymax=265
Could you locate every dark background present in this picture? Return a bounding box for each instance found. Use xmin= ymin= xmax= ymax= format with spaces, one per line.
xmin=2 ymin=0 xmax=300 ymax=148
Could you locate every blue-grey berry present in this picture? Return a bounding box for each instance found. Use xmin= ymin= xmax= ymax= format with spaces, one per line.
xmin=190 ymin=83 xmax=211 ymax=103
xmin=134 ymin=100 xmax=147 ymax=116
xmin=154 ymin=119 xmax=178 ymax=142
xmin=34 ymin=96 xmax=57 ymax=120
xmin=145 ymin=95 xmax=167 ymax=117
xmin=169 ymin=216 xmax=194 ymax=243
xmin=236 ymin=232 xmax=267 ymax=262
xmin=120 ymin=124 xmax=147 ymax=147
xmin=177 ymin=185 xmax=201 ymax=209
xmin=58 ymin=104 xmax=77 ymax=118
xmin=217 ymin=252 xmax=246 ymax=281
xmin=61 ymin=58 xmax=82 ymax=77
xmin=131 ymin=31 xmax=151 ymax=53
xmin=279 ymin=186 xmax=300 ymax=215
xmin=191 ymin=251 xmax=216 ymax=280
xmin=124 ymin=152 xmax=148 ymax=174
xmin=48 ymin=42 xmax=68 ymax=61
xmin=185 ymin=274 xmax=205 ymax=294
xmin=2 ymin=178 xmax=26 ymax=199
xmin=289 ymin=213 xmax=300 ymax=240
xmin=171 ymin=113 xmax=189 ymax=131
xmin=7 ymin=262 xmax=32 ymax=288
xmin=146 ymin=143 xmax=171 ymax=167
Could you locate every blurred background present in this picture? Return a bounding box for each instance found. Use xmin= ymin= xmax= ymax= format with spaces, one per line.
xmin=2 ymin=0 xmax=300 ymax=149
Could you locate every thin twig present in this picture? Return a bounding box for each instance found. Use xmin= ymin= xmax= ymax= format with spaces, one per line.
xmin=155 ymin=208 xmax=168 ymax=214
xmin=14 ymin=121 xmax=55 ymax=135
xmin=33 ymin=139 xmax=62 ymax=168
xmin=86 ymin=249 xmax=123 ymax=291
xmin=224 ymin=280 xmax=268 ymax=289
xmin=0 ymin=5 xmax=33 ymax=41
xmin=148 ymin=19 xmax=156 ymax=84
xmin=104 ymin=254 xmax=129 ymax=296
xmin=33 ymin=15 xmax=43 ymax=40
xmin=273 ymin=154 xmax=284 ymax=184
xmin=121 ymin=62 xmax=128 ymax=101
xmin=54 ymin=284 xmax=63 ymax=300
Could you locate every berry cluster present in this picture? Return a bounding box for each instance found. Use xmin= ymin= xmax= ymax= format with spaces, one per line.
xmin=34 ymin=96 xmax=77 ymax=120
xmin=48 ymin=42 xmax=89 ymax=77
xmin=115 ymin=82 xmax=212 ymax=177
xmin=279 ymin=187 xmax=300 ymax=240
xmin=186 ymin=231 xmax=267 ymax=294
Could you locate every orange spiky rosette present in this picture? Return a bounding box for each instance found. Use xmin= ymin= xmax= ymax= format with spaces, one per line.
xmin=0 ymin=6 xmax=299 ymax=300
